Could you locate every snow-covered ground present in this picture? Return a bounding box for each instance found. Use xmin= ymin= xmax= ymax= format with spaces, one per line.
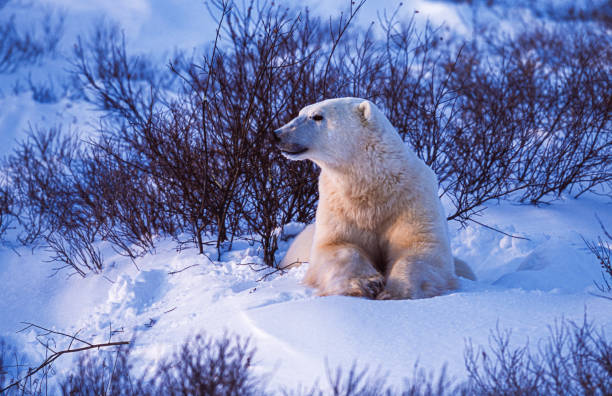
xmin=1 ymin=0 xmax=611 ymax=392
xmin=1 ymin=193 xmax=610 ymax=391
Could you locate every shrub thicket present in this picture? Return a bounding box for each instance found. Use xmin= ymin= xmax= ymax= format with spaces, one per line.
xmin=1 ymin=0 xmax=610 ymax=273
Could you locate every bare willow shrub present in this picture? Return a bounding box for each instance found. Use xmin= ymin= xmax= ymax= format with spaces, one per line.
xmin=0 ymin=174 xmax=12 ymax=244
xmin=5 ymin=127 xmax=103 ymax=275
xmin=5 ymin=124 xmax=165 ymax=275
xmin=464 ymin=317 xmax=612 ymax=395
xmin=0 ymin=1 xmax=64 ymax=74
xmin=70 ymin=22 xmax=192 ymax=254
xmin=584 ymin=217 xmax=612 ymax=293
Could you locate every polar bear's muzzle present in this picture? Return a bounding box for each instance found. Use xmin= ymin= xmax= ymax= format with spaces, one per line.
xmin=273 ymin=129 xmax=308 ymax=155
xmin=273 ymin=118 xmax=311 ymax=158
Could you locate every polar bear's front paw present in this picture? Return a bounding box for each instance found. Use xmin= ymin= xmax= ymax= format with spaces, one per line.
xmin=344 ymin=274 xmax=385 ymax=298
xmin=375 ymin=290 xmax=394 ymax=300
xmin=375 ymin=279 xmax=431 ymax=300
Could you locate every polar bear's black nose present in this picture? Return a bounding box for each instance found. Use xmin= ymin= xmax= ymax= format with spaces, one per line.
xmin=272 ymin=128 xmax=282 ymax=143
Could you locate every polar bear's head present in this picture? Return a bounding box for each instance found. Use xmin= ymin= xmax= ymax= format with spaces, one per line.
xmin=273 ymin=97 xmax=394 ymax=168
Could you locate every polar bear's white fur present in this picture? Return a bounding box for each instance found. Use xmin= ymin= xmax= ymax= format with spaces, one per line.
xmin=275 ymin=97 xmax=473 ymax=299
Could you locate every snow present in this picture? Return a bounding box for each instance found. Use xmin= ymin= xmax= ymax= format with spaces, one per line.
xmin=0 ymin=94 xmax=100 ymax=156
xmin=1 ymin=193 xmax=611 ymax=391
xmin=1 ymin=0 xmax=611 ymax=392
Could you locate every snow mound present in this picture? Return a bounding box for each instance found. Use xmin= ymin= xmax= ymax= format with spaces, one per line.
xmin=493 ymin=239 xmax=601 ymax=293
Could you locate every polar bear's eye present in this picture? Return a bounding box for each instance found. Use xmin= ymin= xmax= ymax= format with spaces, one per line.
xmin=312 ymin=114 xmax=324 ymax=121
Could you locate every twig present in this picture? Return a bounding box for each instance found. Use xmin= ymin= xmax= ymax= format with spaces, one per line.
xmin=588 ymin=292 xmax=612 ymax=301
xmin=236 ymin=261 xmax=271 ymax=272
xmin=18 ymin=322 xmax=92 ymax=347
xmin=102 ymin=275 xmax=116 ymax=284
xmin=0 ymin=341 xmax=129 ymax=393
xmin=2 ymin=321 xmax=130 ymax=393
xmin=322 ymin=0 xmax=367 ymax=94
xmin=238 ymin=260 xmax=305 ymax=282
xmin=168 ymin=263 xmax=200 ymax=275
xmin=106 ymin=345 xmax=121 ymax=395
xmin=468 ymin=218 xmax=531 ymax=241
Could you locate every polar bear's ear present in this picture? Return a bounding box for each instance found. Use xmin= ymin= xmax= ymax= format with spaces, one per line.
xmin=357 ymin=100 xmax=374 ymax=124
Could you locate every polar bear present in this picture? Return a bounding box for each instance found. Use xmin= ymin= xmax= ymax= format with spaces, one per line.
xmin=274 ymin=97 xmax=474 ymax=299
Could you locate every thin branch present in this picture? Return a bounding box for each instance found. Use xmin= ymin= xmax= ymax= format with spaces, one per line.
xmin=168 ymin=263 xmax=200 ymax=275
xmin=0 ymin=341 xmax=129 ymax=393
xmin=322 ymin=0 xmax=367 ymax=94
xmin=18 ymin=322 xmax=92 ymax=347
xmin=468 ymin=218 xmax=531 ymax=241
